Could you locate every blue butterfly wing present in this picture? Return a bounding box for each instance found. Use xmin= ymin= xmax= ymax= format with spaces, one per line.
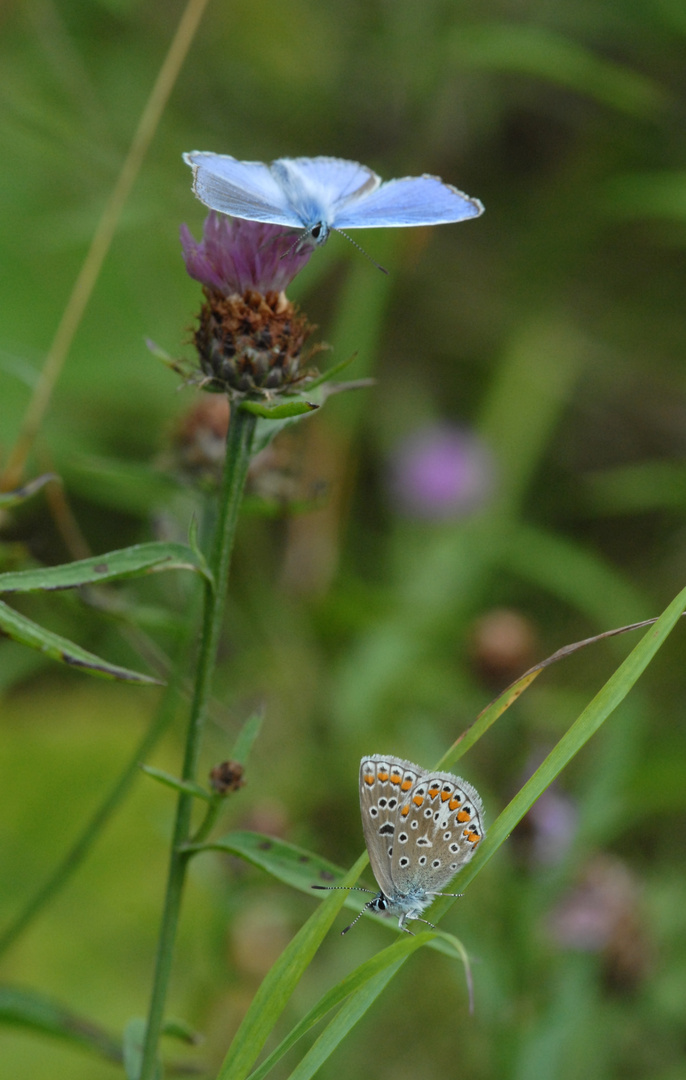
xmin=333 ymin=174 xmax=484 ymax=229
xmin=183 ymin=152 xmax=303 ymax=227
xmin=271 ymin=157 xmax=380 ymax=232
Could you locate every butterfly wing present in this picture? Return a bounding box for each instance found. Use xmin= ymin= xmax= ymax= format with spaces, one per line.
xmin=183 ymin=152 xmax=304 ymax=227
xmin=271 ymin=157 xmax=380 ymax=233
xmin=390 ymin=769 xmax=485 ymax=895
xmin=333 ymin=174 xmax=484 ymax=229
xmin=359 ymin=755 xmax=422 ymax=899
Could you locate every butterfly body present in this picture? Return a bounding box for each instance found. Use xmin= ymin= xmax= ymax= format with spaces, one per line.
xmin=183 ymin=153 xmax=483 ymax=247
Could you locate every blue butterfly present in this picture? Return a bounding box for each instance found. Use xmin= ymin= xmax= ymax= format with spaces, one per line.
xmin=183 ymin=153 xmax=483 ymax=247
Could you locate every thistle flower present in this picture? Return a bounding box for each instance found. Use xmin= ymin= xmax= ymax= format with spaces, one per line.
xmin=180 ymin=212 xmax=317 ymax=396
xmin=180 ymin=211 xmax=313 ymax=295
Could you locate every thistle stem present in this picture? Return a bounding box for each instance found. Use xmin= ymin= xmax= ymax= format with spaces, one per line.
xmin=139 ymin=405 xmax=256 ymax=1080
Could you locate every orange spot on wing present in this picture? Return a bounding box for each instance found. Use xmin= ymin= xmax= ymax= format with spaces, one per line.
xmin=412 ymin=795 xmax=424 ymax=807
xmin=428 ymin=785 xmax=440 ymax=799
xmin=401 ymin=805 xmax=410 ymax=817
xmin=457 ymin=810 xmax=471 ymax=822
xmin=378 ymin=770 xmax=389 ymax=781
xmin=440 ymin=791 xmax=452 ymax=801
xmin=364 ymin=774 xmax=374 ymax=785
xmin=449 ymin=798 xmax=461 ymax=810
xmin=401 ymin=779 xmax=412 ymax=791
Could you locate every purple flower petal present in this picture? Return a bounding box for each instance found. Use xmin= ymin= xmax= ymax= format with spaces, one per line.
xmin=180 ymin=212 xmax=314 ymax=295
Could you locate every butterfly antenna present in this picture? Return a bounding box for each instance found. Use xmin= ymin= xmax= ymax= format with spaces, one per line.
xmin=311 ymin=884 xmax=375 ymax=896
xmin=332 ymin=229 xmax=389 ymax=274
xmin=341 ymin=897 xmax=380 ymax=936
xmin=311 ymin=884 xmax=378 ymax=936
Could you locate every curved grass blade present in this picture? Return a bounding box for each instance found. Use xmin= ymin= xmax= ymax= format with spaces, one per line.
xmin=286 ymin=933 xmax=469 ymax=1080
xmin=0 ymin=984 xmax=122 ymax=1064
xmin=215 ymin=853 xmax=368 ymax=1080
xmin=183 ymin=831 xmax=350 ymax=894
xmin=248 ymin=934 xmax=433 ymax=1080
xmin=444 ymin=581 xmax=686 ymax=896
xmin=247 ymin=929 xmax=470 ymax=1080
xmin=186 ymin=832 xmax=466 ymax=957
xmin=0 ymin=473 xmax=58 ymax=509
xmin=439 ymin=600 xmax=686 ymax=770
xmin=0 ymin=598 xmax=161 ymax=684
xmin=0 ymin=0 xmax=212 ymax=491
xmin=272 ymin=589 xmax=686 ymax=1078
xmin=211 ymin=588 xmax=686 ymax=1080
xmin=0 ymin=541 xmax=211 ymax=594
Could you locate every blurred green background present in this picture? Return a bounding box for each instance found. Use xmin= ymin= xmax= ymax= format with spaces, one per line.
xmin=1 ymin=1 xmax=686 ymax=1077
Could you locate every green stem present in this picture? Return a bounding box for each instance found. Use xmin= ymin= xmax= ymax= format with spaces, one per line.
xmin=139 ymin=405 xmax=256 ymax=1080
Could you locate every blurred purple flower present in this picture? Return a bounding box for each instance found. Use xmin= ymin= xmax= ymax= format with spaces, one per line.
xmin=527 ymin=790 xmax=578 ymax=866
xmin=387 ymin=424 xmax=495 ymax=520
xmin=180 ymin=211 xmax=314 ymax=296
xmin=548 ymin=856 xmax=643 ymax=953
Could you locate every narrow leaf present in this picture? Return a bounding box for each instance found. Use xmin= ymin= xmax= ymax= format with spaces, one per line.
xmin=449 ymin=582 xmax=686 ymax=895
xmin=248 ymin=932 xmax=447 ymax=1080
xmin=140 ymin=765 xmax=213 ymax=802
xmin=0 ymin=473 xmax=58 ymax=509
xmin=279 ymin=933 xmax=469 ymax=1080
xmin=284 ymin=968 xmax=398 ymax=1080
xmin=215 ymin=853 xmax=368 ymax=1080
xmin=0 ymin=984 xmax=121 ymax=1063
xmin=0 ymin=541 xmax=211 ymax=594
xmin=239 ymin=398 xmax=319 ymax=420
xmin=186 ymin=832 xmax=469 ymax=957
xmin=0 ymin=599 xmax=161 ymax=684
xmin=184 ymin=831 xmax=349 ymax=894
xmin=231 ymin=708 xmax=264 ymax=763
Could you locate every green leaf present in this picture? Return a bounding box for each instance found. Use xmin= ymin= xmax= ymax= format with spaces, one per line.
xmin=161 ymin=1016 xmax=203 ymax=1044
xmin=206 ymin=588 xmax=686 ymax=1080
xmin=0 ymin=598 xmax=161 ymax=684
xmin=452 ymin=24 xmax=666 ymax=116
xmin=443 ymin=582 xmax=686 ymax=897
xmin=299 ymin=354 xmax=356 ymax=393
xmin=231 ymin=708 xmax=264 ymax=763
xmin=247 ymin=929 xmax=471 ymax=1080
xmin=282 ymin=967 xmax=399 ymax=1080
xmin=0 ymin=541 xmax=212 ymax=594
xmin=249 ymin=362 xmax=369 ymax=455
xmin=0 ymin=473 xmax=58 ymax=509
xmin=239 ymin=398 xmax=319 ymax=420
xmin=247 ymin=934 xmax=435 ymax=1080
xmin=0 ymin=984 xmax=121 ymax=1064
xmin=214 ymin=852 xmax=368 ymax=1080
xmin=140 ymin=765 xmax=213 ymax=803
xmin=186 ymin=832 xmax=469 ymax=957
xmin=184 ymin=831 xmax=349 ymax=893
